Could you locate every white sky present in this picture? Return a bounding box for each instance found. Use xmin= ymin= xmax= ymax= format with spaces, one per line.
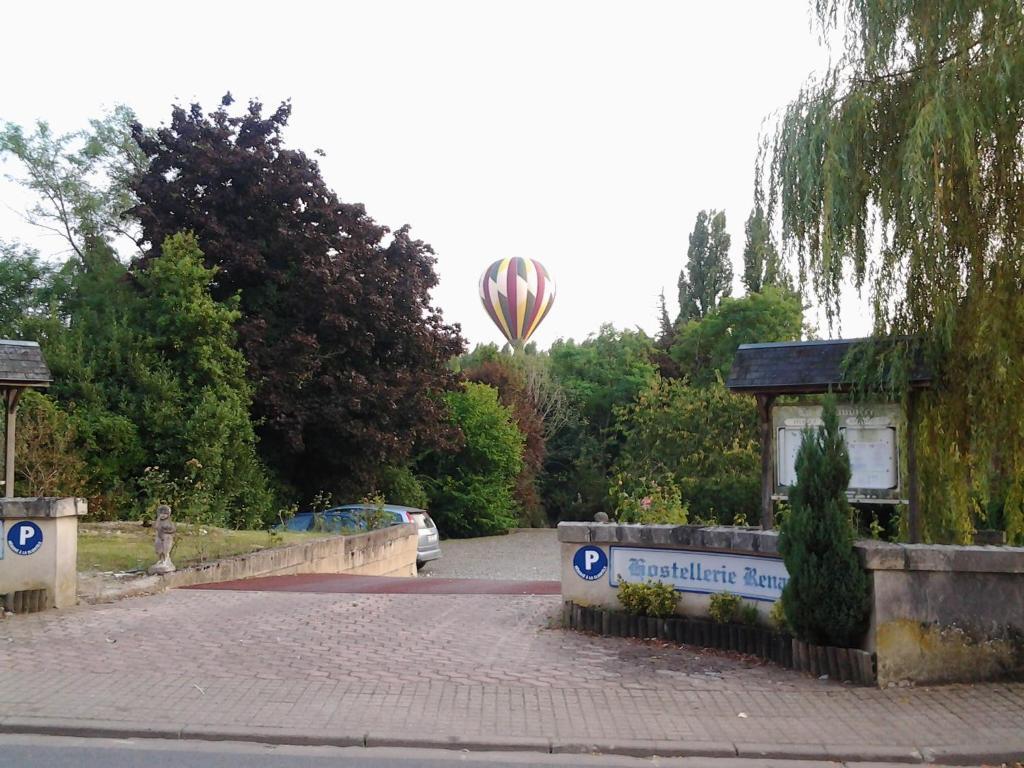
xmin=1 ymin=0 xmax=872 ymax=349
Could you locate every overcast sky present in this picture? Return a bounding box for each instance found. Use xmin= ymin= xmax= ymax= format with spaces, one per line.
xmin=1 ymin=1 xmax=870 ymax=349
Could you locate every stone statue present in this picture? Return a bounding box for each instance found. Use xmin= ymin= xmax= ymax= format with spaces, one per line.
xmin=148 ymin=504 xmax=177 ymax=575
xmin=593 ymin=511 xmax=610 ymax=523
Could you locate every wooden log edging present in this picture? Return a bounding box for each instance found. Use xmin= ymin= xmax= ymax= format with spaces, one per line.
xmin=563 ymin=602 xmax=876 ymax=686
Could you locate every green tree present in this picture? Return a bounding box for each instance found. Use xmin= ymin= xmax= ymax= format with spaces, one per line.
xmin=0 ymin=243 xmax=52 ymax=337
xmin=615 ymin=378 xmax=760 ymax=524
xmin=12 ymin=391 xmax=90 ymax=500
xmin=678 ymin=209 xmax=732 ymax=322
xmin=542 ymin=327 xmax=658 ymax=520
xmin=0 ymin=108 xmax=142 ymax=259
xmin=741 ymin=204 xmax=786 ymax=294
xmin=419 ymin=382 xmax=524 ymax=538
xmin=764 ymin=0 xmax=1024 ymax=542
xmin=671 ymin=287 xmax=803 ymax=386
xmin=464 ymin=357 xmax=546 ymax=525
xmin=131 ymin=232 xmax=272 ymax=526
xmin=778 ymin=397 xmax=868 ymax=647
xmin=129 ymin=96 xmax=464 ymax=502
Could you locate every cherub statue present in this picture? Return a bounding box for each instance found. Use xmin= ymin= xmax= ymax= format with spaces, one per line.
xmin=148 ymin=504 xmax=177 ymax=575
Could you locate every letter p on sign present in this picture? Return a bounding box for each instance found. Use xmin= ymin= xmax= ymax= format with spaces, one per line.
xmin=7 ymin=520 xmax=43 ymax=556
xmin=573 ymin=545 xmax=608 ymax=581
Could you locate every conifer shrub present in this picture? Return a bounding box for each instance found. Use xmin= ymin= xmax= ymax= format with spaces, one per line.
xmin=778 ymin=397 xmax=868 ymax=647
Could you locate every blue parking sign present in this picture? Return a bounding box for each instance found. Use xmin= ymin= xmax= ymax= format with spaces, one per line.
xmin=7 ymin=521 xmax=43 ymax=556
xmin=573 ymin=545 xmax=608 ymax=581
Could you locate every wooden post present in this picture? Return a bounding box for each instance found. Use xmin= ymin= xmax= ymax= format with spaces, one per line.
xmin=757 ymin=394 xmax=776 ymax=529
xmin=906 ymin=389 xmax=921 ymax=543
xmin=4 ymin=388 xmax=21 ymax=499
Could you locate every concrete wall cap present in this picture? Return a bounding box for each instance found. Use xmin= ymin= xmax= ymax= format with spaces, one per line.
xmin=558 ymin=522 xmax=785 ymax=555
xmin=556 ymin=522 xmax=592 ymax=543
xmin=855 ymin=540 xmax=1024 ymax=572
xmin=0 ymin=497 xmax=88 ymax=518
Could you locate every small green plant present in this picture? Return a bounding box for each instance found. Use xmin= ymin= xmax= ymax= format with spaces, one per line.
xmin=610 ymin=474 xmax=688 ymax=525
xmin=356 ymin=491 xmax=394 ymax=530
xmin=868 ymin=510 xmax=884 ymax=540
xmin=732 ymin=511 xmax=749 ymax=527
xmin=739 ymin=602 xmax=760 ymax=626
xmin=708 ymin=591 xmax=741 ymax=624
xmin=616 ymin=580 xmax=678 ymax=618
xmin=310 ymin=490 xmax=333 ymax=512
xmin=769 ymin=598 xmax=790 ymax=633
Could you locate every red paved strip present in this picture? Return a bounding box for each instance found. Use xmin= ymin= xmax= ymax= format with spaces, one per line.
xmin=182 ymin=573 xmax=562 ymax=595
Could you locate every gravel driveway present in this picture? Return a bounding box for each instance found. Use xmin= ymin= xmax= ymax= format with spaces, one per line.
xmin=420 ymin=528 xmax=559 ymax=581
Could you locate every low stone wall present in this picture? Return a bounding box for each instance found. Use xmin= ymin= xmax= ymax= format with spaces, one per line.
xmin=858 ymin=540 xmax=1024 ymax=686
xmin=558 ymin=522 xmax=785 ymax=622
xmin=80 ymin=523 xmax=417 ymax=603
xmin=559 ymin=522 xmax=1024 ymax=686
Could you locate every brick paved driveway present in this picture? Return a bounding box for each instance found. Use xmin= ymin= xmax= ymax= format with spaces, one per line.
xmin=1 ymin=590 xmax=1022 ymax=759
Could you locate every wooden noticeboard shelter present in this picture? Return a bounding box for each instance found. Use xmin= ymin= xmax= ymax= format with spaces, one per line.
xmin=726 ymin=339 xmax=932 ymax=542
xmin=0 ymin=341 xmax=53 ymax=498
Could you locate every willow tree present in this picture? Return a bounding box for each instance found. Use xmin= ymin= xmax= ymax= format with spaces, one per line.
xmin=764 ymin=1 xmax=1024 ymax=543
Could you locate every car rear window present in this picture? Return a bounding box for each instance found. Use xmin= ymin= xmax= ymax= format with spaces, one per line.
xmin=415 ymin=514 xmax=435 ymax=530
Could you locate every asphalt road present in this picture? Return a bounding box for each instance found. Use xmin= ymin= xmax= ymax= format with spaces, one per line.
xmin=0 ymin=735 xmax=701 ymax=768
xmin=421 ymin=528 xmax=560 ymax=581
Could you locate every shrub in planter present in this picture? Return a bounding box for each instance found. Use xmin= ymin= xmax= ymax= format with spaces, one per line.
xmin=769 ymin=598 xmax=790 ymax=633
xmin=739 ymin=602 xmax=760 ymax=626
xmin=617 ymin=580 xmax=678 ymax=617
xmin=778 ymin=397 xmax=868 ymax=648
xmin=708 ymin=591 xmax=741 ymax=623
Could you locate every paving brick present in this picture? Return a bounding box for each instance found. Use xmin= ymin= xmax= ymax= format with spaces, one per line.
xmin=0 ymin=589 xmax=1021 ymax=759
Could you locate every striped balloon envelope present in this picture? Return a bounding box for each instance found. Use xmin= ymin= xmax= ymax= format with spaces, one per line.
xmin=479 ymin=258 xmax=556 ymax=348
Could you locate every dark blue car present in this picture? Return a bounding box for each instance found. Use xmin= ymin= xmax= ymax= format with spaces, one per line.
xmin=279 ymin=504 xmax=441 ymax=568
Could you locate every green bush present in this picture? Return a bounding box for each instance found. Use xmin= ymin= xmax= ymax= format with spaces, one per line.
xmin=610 ymin=474 xmax=688 ymax=524
xmin=778 ymin=397 xmax=868 ymax=647
xmin=614 ymin=379 xmax=760 ymax=525
xmin=378 ymin=465 xmax=429 ymax=510
xmin=420 ymin=383 xmax=524 ymax=538
xmin=739 ymin=602 xmax=760 ymax=626
xmin=708 ymin=591 xmax=741 ymax=623
xmin=769 ymin=598 xmax=790 ymax=633
xmin=616 ymin=580 xmax=678 ymax=617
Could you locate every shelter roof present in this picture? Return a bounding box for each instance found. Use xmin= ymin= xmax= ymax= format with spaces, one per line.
xmin=0 ymin=340 xmax=52 ymax=389
xmin=726 ymin=338 xmax=931 ymax=396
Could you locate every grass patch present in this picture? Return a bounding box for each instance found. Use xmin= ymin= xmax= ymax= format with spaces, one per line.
xmin=78 ymin=521 xmax=332 ymax=573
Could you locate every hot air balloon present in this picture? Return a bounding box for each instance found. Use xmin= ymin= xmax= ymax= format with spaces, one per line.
xmin=479 ymin=258 xmax=556 ymax=351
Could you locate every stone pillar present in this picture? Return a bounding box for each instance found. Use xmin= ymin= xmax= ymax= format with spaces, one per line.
xmin=0 ymin=497 xmax=88 ymax=610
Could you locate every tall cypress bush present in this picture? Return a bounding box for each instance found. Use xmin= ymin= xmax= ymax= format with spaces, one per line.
xmin=778 ymin=397 xmax=868 ymax=647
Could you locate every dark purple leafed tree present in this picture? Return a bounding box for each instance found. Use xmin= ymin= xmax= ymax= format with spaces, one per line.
xmin=129 ymin=94 xmax=464 ymax=500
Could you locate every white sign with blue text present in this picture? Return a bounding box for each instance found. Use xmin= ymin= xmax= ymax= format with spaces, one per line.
xmin=609 ymin=547 xmax=789 ymax=602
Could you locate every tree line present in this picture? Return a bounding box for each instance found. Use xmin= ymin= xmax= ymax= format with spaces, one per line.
xmin=4 ymin=0 xmax=1021 ymax=545
xmin=0 ymin=95 xmax=801 ymax=535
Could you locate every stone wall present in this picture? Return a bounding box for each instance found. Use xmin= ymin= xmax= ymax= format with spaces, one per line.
xmin=81 ymin=523 xmax=418 ymax=603
xmin=559 ymin=522 xmax=1024 ymax=686
xmin=858 ymin=540 xmax=1024 ymax=686
xmin=558 ymin=522 xmax=784 ymax=622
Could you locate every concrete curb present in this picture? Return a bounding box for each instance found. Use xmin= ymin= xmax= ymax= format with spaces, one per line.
xmin=0 ymin=716 xmax=1021 ymax=764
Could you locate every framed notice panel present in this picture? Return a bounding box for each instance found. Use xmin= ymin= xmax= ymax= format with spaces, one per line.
xmin=772 ymin=404 xmax=904 ymax=503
